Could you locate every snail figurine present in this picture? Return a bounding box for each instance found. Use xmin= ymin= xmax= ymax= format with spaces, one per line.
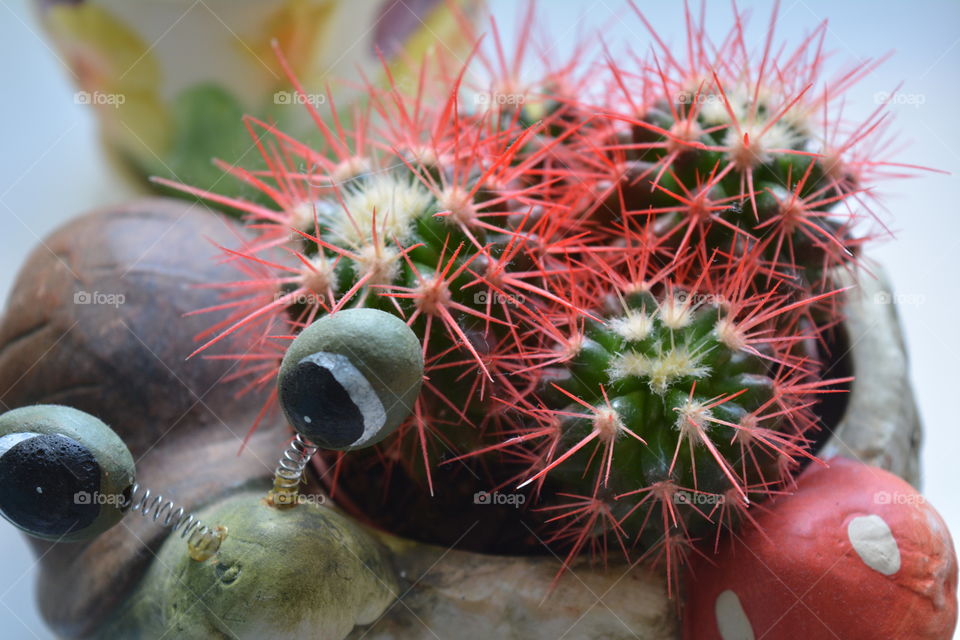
xmin=0 ymin=308 xmax=423 ymax=558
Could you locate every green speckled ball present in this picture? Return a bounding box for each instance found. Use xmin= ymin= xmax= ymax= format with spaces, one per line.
xmin=278 ymin=308 xmax=424 ymax=450
xmin=0 ymin=405 xmax=135 ymax=542
xmin=94 ymin=491 xmax=399 ymax=639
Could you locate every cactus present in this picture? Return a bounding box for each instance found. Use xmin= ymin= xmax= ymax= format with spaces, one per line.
xmin=162 ymin=3 xmax=922 ymax=593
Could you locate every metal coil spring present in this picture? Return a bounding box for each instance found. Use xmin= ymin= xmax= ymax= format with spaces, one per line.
xmin=125 ymin=483 xmax=223 ymax=559
xmin=270 ymin=434 xmax=318 ymax=507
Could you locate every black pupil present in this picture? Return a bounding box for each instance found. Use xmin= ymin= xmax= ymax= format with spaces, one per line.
xmin=280 ymin=360 xmax=365 ymax=448
xmin=0 ymin=433 xmax=100 ymax=536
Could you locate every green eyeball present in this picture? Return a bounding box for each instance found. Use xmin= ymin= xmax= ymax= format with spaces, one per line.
xmin=278 ymin=308 xmax=424 ymax=450
xmin=0 ymin=405 xmax=135 ymax=542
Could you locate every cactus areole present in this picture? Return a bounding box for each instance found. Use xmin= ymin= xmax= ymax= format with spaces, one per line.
xmin=163 ymin=3 xmax=931 ymax=590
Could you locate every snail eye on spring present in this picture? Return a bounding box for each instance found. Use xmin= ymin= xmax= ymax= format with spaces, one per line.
xmin=277 ymin=308 xmax=424 ymax=451
xmin=0 ymin=405 xmax=135 ymax=542
xmin=0 ymin=405 xmax=225 ymax=560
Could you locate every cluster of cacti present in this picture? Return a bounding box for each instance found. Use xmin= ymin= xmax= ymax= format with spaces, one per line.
xmin=163 ymin=3 xmax=911 ymax=591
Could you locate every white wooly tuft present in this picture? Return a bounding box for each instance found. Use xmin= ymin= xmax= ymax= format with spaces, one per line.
xmin=322 ymin=173 xmax=434 ymax=250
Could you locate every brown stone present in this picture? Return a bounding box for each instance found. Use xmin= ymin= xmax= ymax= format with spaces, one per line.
xmin=0 ymin=199 xmax=287 ymax=637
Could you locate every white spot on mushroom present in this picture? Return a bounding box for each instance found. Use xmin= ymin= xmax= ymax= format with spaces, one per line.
xmin=715 ymin=589 xmax=755 ymax=640
xmin=847 ymin=514 xmax=901 ymax=575
xmin=35 ymin=487 xmax=42 ymax=494
xmin=923 ymin=509 xmax=954 ymax=610
xmin=303 ymin=416 xmax=312 ymax=424
xmin=925 ymin=509 xmax=947 ymax=542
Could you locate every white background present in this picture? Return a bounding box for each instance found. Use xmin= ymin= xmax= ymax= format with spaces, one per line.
xmin=0 ymin=0 xmax=957 ymax=637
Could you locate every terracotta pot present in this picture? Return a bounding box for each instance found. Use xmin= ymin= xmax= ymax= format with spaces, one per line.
xmin=0 ymin=201 xmax=926 ymax=639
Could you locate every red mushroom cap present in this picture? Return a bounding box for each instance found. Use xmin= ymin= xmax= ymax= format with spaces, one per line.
xmin=684 ymin=457 xmax=957 ymax=640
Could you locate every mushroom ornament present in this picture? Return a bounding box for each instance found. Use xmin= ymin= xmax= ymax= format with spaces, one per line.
xmin=684 ymin=457 xmax=957 ymax=640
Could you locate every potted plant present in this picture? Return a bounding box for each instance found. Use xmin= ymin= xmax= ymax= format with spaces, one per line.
xmin=0 ymin=3 xmax=954 ymax=638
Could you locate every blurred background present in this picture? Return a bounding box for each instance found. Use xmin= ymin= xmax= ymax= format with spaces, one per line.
xmin=0 ymin=0 xmax=957 ymax=637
